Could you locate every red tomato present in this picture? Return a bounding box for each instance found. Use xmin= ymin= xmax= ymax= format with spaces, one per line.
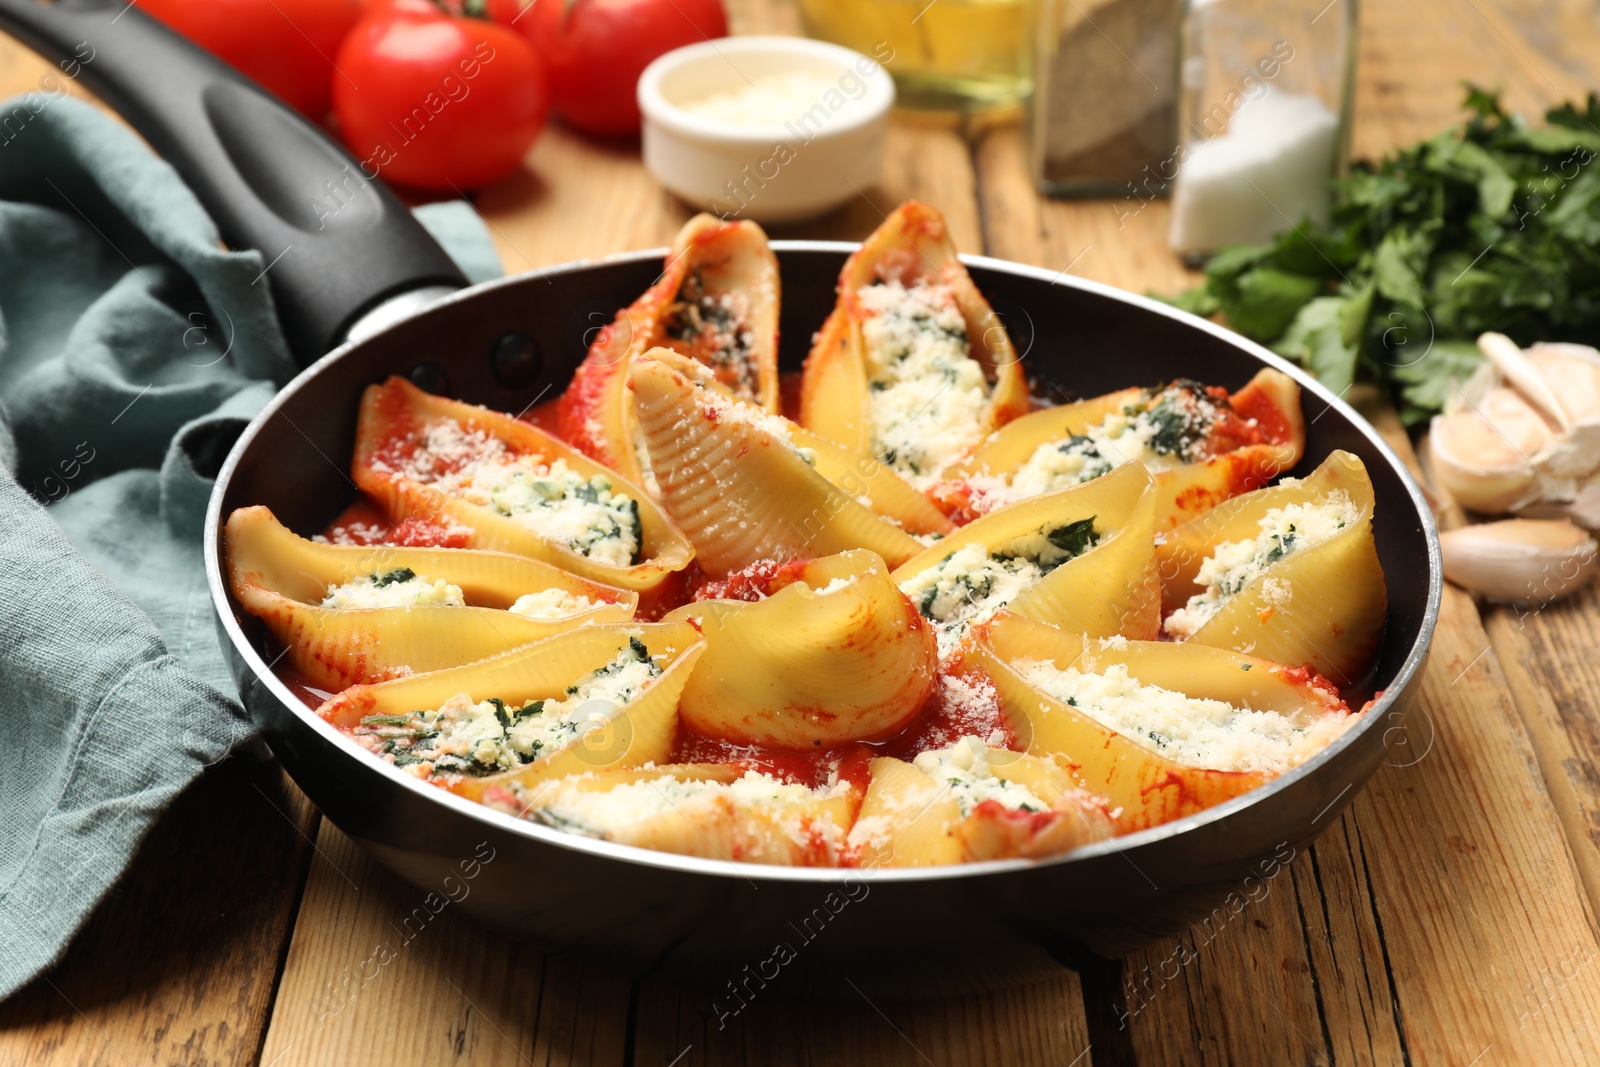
xmin=522 ymin=0 xmax=728 ymax=136
xmin=142 ymin=0 xmax=365 ymax=118
xmin=334 ymin=6 xmax=550 ymax=190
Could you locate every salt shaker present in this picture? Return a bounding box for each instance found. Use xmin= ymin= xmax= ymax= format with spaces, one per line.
xmin=1167 ymin=0 xmax=1357 ymax=258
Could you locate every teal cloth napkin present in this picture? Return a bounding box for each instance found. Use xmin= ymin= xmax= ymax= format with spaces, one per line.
xmin=0 ymin=94 xmax=501 ymax=999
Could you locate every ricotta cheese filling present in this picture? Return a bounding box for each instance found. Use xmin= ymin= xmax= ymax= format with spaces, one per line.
xmin=355 ymin=637 xmax=662 ymax=777
xmin=1008 ymin=381 xmax=1230 ymax=498
xmin=507 ymin=588 xmax=602 ymax=619
xmin=661 ymin=268 xmax=761 ymax=402
xmin=321 ymin=568 xmax=465 ymax=610
xmin=397 ymin=419 xmax=643 ymax=568
xmin=858 ymin=279 xmax=991 ymax=490
xmin=911 ymin=736 xmax=1050 ymax=818
xmin=897 ymin=518 xmax=1100 ymax=658
xmin=514 ymin=770 xmax=848 ymax=838
xmin=1011 ymin=657 xmax=1350 ymax=774
xmin=1163 ymin=492 xmax=1360 ymax=638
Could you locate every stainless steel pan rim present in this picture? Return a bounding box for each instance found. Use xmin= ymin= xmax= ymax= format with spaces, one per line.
xmin=203 ymin=241 xmax=1443 ymax=886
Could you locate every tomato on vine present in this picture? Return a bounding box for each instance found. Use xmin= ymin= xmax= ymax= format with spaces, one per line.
xmin=141 ymin=0 xmax=365 ymax=118
xmin=334 ymin=1 xmax=551 ymax=190
xmin=520 ymin=0 xmax=729 ymax=137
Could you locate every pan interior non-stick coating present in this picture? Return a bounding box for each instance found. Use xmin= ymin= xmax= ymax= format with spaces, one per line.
xmin=210 ymin=245 xmax=1437 ymax=965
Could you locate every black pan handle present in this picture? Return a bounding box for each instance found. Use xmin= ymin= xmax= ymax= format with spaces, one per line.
xmin=0 ymin=0 xmax=470 ymax=366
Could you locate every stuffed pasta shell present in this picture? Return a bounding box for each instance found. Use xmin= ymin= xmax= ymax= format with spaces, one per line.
xmin=890 ymin=461 xmax=1161 ymax=659
xmin=630 ymin=354 xmax=924 ymax=575
xmin=847 ymin=738 xmax=1114 ymax=866
xmin=559 ymin=215 xmax=780 ymax=493
xmin=226 ymin=506 xmax=635 ymax=688
xmin=637 ymin=349 xmax=953 ymax=537
xmin=1156 ymin=450 xmax=1387 ymax=686
xmin=319 ymin=622 xmax=704 ymax=799
xmin=353 ymin=376 xmax=694 ymax=595
xmin=934 ymin=370 xmax=1304 ymax=529
xmin=799 ymin=201 xmax=1029 ymax=489
xmin=486 ymin=764 xmax=859 ymax=867
xmin=964 ymin=613 xmax=1356 ymax=831
xmin=666 ymin=550 xmax=938 ymax=747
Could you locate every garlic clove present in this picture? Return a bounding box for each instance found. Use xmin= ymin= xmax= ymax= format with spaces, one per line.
xmin=1517 ymin=344 xmax=1600 ymax=493
xmin=1429 ymin=387 xmax=1554 ymax=514
xmin=1525 ymin=343 xmax=1600 ymax=425
xmin=1516 ymin=477 xmax=1600 ymax=530
xmin=1479 ymin=332 xmax=1572 ymax=432
xmin=1439 ymin=518 xmax=1598 ymax=606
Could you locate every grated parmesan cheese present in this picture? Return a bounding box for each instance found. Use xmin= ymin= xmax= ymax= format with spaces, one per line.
xmin=681 ymin=71 xmax=857 ymax=128
xmin=910 ymin=736 xmax=1049 ymax=818
xmin=387 ymin=419 xmax=643 ymax=567
xmin=1008 ymin=381 xmax=1230 ymax=499
xmin=897 ymin=519 xmax=1100 ymax=658
xmin=1011 ymin=658 xmax=1352 ymax=774
xmin=321 ymin=568 xmax=464 ymax=610
xmin=517 ymin=769 xmax=850 ymax=839
xmin=858 ymin=280 xmax=990 ymax=490
xmin=508 ymin=588 xmax=601 ymax=619
xmin=1164 ymin=493 xmax=1359 ymax=638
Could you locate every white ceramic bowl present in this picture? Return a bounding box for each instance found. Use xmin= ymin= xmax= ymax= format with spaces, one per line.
xmin=638 ymin=36 xmax=895 ymax=224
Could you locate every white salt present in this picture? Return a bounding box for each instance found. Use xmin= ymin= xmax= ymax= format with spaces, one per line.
xmin=1168 ymin=90 xmax=1340 ymax=253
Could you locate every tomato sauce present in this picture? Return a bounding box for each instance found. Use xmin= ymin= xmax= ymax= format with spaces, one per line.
xmin=672 ymin=728 xmax=878 ymax=789
xmin=1228 ymin=381 xmax=1295 ymax=446
xmin=517 ymin=396 xmax=563 ymax=436
xmin=1274 ymin=664 xmax=1352 ymax=712
xmin=873 ymin=671 xmax=1020 ymax=761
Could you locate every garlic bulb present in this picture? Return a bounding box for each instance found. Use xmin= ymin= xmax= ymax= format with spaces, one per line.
xmin=1428 ymin=334 xmax=1600 ymax=521
xmin=1439 ymin=518 xmax=1597 ymax=606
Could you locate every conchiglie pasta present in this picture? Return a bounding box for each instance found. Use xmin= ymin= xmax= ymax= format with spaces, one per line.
xmin=352 ymin=376 xmax=694 ymax=594
xmin=890 ymin=460 xmax=1161 ymax=658
xmin=557 ymin=214 xmax=780 ymax=491
xmin=666 ymin=550 xmax=938 ymax=747
xmin=638 ymin=349 xmax=952 ymax=537
xmin=1156 ymin=449 xmax=1387 ymax=687
xmin=226 ymin=506 xmax=636 ymax=688
xmin=630 ymin=355 xmax=923 ymax=575
xmin=318 ymin=622 xmax=704 ymax=801
xmin=962 ymin=613 xmax=1355 ymax=832
xmin=799 ymin=201 xmax=1029 ymax=489
xmin=847 ymin=739 xmax=1113 ymax=866
xmin=936 ymin=369 xmax=1304 ymax=529
xmin=490 ymin=765 xmax=858 ymax=866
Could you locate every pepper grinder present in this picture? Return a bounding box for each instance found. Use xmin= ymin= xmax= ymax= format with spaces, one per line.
xmin=1028 ymin=0 xmax=1181 ymax=198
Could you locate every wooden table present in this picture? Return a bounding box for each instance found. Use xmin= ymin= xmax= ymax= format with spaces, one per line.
xmin=5 ymin=1 xmax=1600 ymax=1063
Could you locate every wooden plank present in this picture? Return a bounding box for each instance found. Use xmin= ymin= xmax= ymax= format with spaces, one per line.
xmin=629 ymin=967 xmax=1094 ymax=1067
xmin=1351 ymin=0 xmax=1599 ymax=163
xmin=0 ymin=759 xmax=316 ymax=1067
xmin=1483 ymin=590 xmax=1600 ymax=922
xmin=972 ymin=126 xmax=1198 ymax=298
xmin=256 ymin=824 xmax=631 ymax=1067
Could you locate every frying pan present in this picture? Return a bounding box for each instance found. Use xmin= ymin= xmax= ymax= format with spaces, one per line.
xmin=1 ymin=0 xmax=1440 ymax=987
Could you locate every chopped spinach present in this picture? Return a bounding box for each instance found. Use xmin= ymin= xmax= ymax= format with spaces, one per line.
xmin=1046 ymin=517 xmax=1099 ymax=559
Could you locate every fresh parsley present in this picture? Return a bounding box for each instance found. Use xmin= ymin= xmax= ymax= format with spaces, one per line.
xmin=1169 ymin=87 xmax=1600 ymax=423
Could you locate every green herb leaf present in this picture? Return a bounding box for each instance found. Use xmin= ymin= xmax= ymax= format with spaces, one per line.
xmin=1169 ymin=86 xmax=1600 ymax=419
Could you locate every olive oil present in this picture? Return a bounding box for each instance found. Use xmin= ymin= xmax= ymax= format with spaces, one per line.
xmin=799 ymin=0 xmax=1034 ymax=113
